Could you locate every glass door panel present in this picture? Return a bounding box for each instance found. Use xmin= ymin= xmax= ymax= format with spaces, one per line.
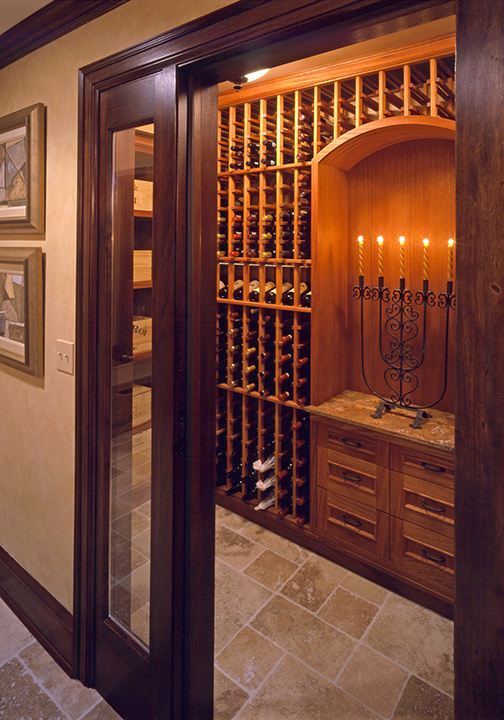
xmin=109 ymin=124 xmax=154 ymax=648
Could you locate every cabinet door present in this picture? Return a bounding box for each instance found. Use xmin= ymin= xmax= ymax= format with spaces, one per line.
xmin=317 ymin=445 xmax=389 ymax=512
xmin=317 ymin=487 xmax=389 ymax=559
xmin=390 ymin=516 xmax=454 ymax=599
xmin=390 ymin=443 xmax=454 ymax=486
xmin=316 ymin=419 xmax=389 ymax=466
xmin=390 ymin=470 xmax=454 ymax=539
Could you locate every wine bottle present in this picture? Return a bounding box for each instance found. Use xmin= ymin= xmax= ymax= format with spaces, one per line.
xmin=300 ymin=289 xmax=312 ymax=307
xmin=265 ymin=281 xmax=293 ymax=304
xmin=218 ymin=280 xmax=227 ymax=298
xmin=232 ymin=279 xmax=245 ymax=299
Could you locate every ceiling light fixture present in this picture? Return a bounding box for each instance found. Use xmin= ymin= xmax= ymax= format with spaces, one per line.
xmin=232 ymin=68 xmax=270 ymax=91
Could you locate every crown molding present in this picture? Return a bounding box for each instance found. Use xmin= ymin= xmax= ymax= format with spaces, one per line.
xmin=0 ymin=0 xmax=131 ymax=71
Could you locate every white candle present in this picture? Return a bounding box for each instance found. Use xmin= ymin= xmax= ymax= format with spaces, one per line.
xmin=399 ymin=236 xmax=405 ymax=280
xmin=377 ymin=236 xmax=384 ymax=278
xmin=422 ymin=238 xmax=429 ymax=281
xmin=447 ymin=238 xmax=454 ymax=282
xmin=358 ymin=235 xmax=364 ymax=276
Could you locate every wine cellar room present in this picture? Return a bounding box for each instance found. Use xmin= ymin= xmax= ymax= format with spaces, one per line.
xmin=123 ymin=11 xmax=457 ymax=716
xmin=213 ymin=11 xmax=456 ymax=618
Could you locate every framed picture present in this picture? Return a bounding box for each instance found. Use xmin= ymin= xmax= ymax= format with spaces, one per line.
xmin=0 ymin=103 xmax=45 ymax=235
xmin=0 ymin=247 xmax=43 ymax=376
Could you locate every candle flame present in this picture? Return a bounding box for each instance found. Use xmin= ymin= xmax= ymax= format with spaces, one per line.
xmin=448 ymin=238 xmax=454 ymax=247
xmin=399 ymin=236 xmax=405 ymax=245
xmin=377 ymin=236 xmax=384 ymax=245
xmin=358 ymin=235 xmax=364 ymax=244
xmin=423 ymin=238 xmax=429 ymax=247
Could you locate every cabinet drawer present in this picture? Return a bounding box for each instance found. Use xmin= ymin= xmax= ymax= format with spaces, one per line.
xmin=390 ymin=516 xmax=454 ymax=599
xmin=390 ymin=471 xmax=454 ymax=539
xmin=317 ymin=488 xmax=389 ymax=560
xmin=390 ymin=443 xmax=454 ymax=487
xmin=316 ymin=420 xmax=388 ymax=466
xmin=317 ymin=446 xmax=389 ymax=512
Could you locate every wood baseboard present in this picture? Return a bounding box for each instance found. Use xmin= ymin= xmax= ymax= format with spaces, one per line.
xmin=0 ymin=545 xmax=73 ymax=676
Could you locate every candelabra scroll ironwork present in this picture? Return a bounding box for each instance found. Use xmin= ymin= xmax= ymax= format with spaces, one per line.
xmin=353 ymin=276 xmax=455 ymax=428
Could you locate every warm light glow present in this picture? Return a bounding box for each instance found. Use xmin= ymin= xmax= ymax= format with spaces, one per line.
xmin=399 ymin=236 xmax=405 ymax=280
xmin=245 ymin=69 xmax=270 ymax=83
xmin=447 ymin=238 xmax=455 ymax=282
xmin=358 ymin=235 xmax=364 ymax=276
xmin=377 ymin=236 xmax=384 ymax=278
xmin=422 ymin=238 xmax=429 ymax=281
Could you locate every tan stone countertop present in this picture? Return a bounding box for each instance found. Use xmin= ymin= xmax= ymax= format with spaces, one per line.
xmin=308 ymin=389 xmax=455 ymax=453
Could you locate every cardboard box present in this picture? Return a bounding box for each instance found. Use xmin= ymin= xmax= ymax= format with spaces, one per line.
xmin=132 ymin=383 xmax=151 ymax=428
xmin=134 ymin=179 xmax=153 ymax=212
xmin=133 ymin=250 xmax=152 ymax=283
xmin=132 ymin=316 xmax=152 ymax=355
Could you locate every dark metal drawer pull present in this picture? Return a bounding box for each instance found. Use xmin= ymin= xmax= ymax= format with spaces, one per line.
xmin=343 ymin=438 xmax=362 ymax=449
xmin=421 ymin=548 xmax=446 ymax=564
xmin=342 ymin=514 xmax=361 ymax=528
xmin=421 ymin=500 xmax=446 ymax=514
xmin=343 ymin=471 xmax=362 ymax=484
xmin=421 ymin=461 xmax=445 ymax=473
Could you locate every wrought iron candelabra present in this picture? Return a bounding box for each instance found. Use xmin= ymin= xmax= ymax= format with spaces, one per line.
xmin=353 ymin=276 xmax=456 ymax=428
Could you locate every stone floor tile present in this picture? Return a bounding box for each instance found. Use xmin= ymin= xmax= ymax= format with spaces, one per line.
xmin=235 ymin=654 xmax=380 ymax=720
xmin=112 ymin=509 xmax=151 ymax=540
xmin=119 ymin=561 xmax=151 ymax=605
xmin=137 ymin=500 xmax=151 ymax=517
xmin=250 ymin=594 xmax=356 ymax=681
xmin=216 ymin=626 xmax=284 ymax=691
xmin=110 ymin=530 xmax=149 ymax=581
xmin=240 ymin=524 xmax=310 ymax=564
xmin=215 ymin=559 xmax=272 ymax=654
xmin=338 ymin=644 xmax=409 ymax=717
xmin=340 ymin=571 xmax=390 ymax=605
xmin=0 ymin=600 xmax=34 ymax=665
xmin=0 ymin=657 xmax=67 ymax=719
xmin=281 ymin=553 xmax=347 ymax=612
xmin=132 ymin=527 xmax=151 ymax=556
xmin=19 ymin=642 xmax=100 ymax=720
xmin=392 ymin=675 xmax=454 ymax=720
xmin=214 ymin=668 xmax=250 ymax=720
xmin=215 ymin=525 xmax=264 ymax=570
xmin=243 ymin=549 xmax=299 ymax=591
xmin=363 ymin=594 xmax=454 ymax=696
xmin=216 ymin=505 xmax=252 ymax=532
xmin=318 ymin=587 xmax=379 ymax=639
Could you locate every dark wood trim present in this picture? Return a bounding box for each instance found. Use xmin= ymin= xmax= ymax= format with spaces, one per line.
xmin=0 ymin=546 xmax=73 ymax=675
xmin=0 ymin=0 xmax=131 ymax=71
xmin=455 ymin=2 xmax=504 ymax=718
xmin=80 ymin=0 xmax=455 ymax=88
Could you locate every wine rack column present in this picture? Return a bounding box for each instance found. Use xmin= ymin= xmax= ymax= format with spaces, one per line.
xmin=216 ymin=87 xmax=313 ymax=529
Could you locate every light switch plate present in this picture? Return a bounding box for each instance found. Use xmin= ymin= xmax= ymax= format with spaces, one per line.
xmin=56 ymin=339 xmax=74 ymax=374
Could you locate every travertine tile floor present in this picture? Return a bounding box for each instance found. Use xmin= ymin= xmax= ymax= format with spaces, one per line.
xmin=0 ymin=504 xmax=454 ymax=720
xmin=214 ymin=504 xmax=454 ymax=720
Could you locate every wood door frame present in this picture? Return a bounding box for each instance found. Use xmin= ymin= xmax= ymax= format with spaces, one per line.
xmin=75 ymin=1 xmax=504 ymax=718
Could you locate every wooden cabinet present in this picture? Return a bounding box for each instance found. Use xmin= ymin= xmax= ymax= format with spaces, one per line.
xmin=312 ymin=394 xmax=455 ymax=602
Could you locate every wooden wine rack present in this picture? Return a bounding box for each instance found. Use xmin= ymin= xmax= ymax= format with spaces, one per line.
xmin=215 ymin=35 xmax=456 ymax=588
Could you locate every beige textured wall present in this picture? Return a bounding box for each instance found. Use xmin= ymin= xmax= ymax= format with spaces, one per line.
xmin=0 ymin=0 xmax=236 ymax=612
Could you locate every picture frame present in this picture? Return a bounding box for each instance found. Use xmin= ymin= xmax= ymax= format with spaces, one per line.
xmin=0 ymin=103 xmax=45 ymax=235
xmin=0 ymin=247 xmax=43 ymax=377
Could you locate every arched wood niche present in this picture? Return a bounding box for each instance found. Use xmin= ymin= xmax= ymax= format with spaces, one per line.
xmin=311 ymin=116 xmax=456 ymax=413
